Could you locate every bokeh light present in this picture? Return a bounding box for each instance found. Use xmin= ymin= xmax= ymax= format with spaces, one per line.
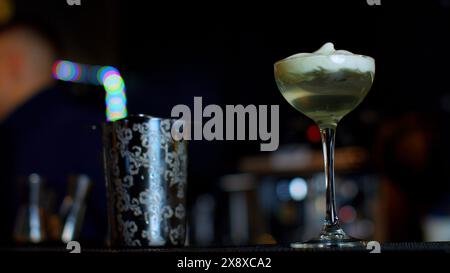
xmin=52 ymin=60 xmax=81 ymax=82
xmin=103 ymin=73 xmax=125 ymax=94
xmin=97 ymin=66 xmax=120 ymax=84
xmin=306 ymin=124 xmax=321 ymax=143
xmin=52 ymin=60 xmax=128 ymax=121
xmin=288 ymin=177 xmax=308 ymax=201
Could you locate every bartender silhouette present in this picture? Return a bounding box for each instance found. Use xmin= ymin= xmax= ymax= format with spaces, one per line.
xmin=0 ymin=20 xmax=106 ymax=246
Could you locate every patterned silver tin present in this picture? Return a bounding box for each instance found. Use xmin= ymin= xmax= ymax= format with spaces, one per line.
xmin=103 ymin=114 xmax=187 ymax=247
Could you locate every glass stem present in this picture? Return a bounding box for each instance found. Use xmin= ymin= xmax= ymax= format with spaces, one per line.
xmin=320 ymin=127 xmax=340 ymax=228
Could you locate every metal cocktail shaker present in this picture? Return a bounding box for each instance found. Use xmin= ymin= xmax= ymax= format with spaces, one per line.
xmin=103 ymin=114 xmax=188 ymax=247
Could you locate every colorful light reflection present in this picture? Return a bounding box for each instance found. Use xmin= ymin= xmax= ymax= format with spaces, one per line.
xmin=52 ymin=60 xmax=127 ymax=121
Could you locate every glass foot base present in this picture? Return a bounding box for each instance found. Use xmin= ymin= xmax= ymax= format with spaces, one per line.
xmin=291 ymin=226 xmax=366 ymax=249
xmin=291 ymin=238 xmax=366 ymax=249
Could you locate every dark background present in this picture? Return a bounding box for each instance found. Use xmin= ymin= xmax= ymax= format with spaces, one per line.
xmin=2 ymin=0 xmax=450 ymax=245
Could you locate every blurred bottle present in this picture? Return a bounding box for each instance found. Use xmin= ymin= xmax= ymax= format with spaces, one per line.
xmin=220 ymin=174 xmax=267 ymax=245
xmin=59 ymin=174 xmax=92 ymax=243
xmin=13 ymin=174 xmax=48 ymax=243
xmin=192 ymin=194 xmax=215 ymax=246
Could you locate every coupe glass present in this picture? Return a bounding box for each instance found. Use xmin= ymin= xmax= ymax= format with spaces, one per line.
xmin=274 ymin=51 xmax=375 ymax=248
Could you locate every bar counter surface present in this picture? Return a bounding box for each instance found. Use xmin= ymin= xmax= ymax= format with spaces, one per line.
xmin=4 ymin=242 xmax=450 ymax=253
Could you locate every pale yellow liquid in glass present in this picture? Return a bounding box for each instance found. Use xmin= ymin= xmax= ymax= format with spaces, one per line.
xmin=275 ymin=68 xmax=374 ymax=128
